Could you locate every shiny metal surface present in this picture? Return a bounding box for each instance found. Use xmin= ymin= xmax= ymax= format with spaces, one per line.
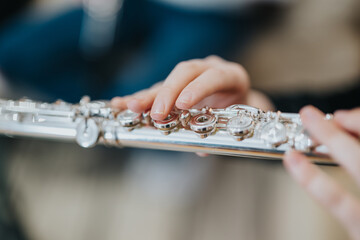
xmin=0 ymin=97 xmax=332 ymax=164
xmin=76 ymin=118 xmax=100 ymax=148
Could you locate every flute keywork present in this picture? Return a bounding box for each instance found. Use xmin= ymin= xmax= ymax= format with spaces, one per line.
xmin=0 ymin=96 xmax=332 ymax=164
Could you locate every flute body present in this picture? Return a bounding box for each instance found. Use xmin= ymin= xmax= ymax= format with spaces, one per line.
xmin=0 ymin=96 xmax=332 ymax=164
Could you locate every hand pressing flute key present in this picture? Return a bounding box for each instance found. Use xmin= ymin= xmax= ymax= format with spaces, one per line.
xmin=111 ymin=55 xmax=360 ymax=240
xmin=110 ymin=56 xmax=328 ymax=161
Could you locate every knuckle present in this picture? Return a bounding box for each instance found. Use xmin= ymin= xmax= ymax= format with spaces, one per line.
xmin=229 ymin=62 xmax=244 ymax=72
xmin=207 ymin=67 xmax=227 ymax=77
xmin=175 ymin=60 xmax=202 ymax=70
xmin=151 ymin=81 xmax=164 ymax=88
xmin=229 ymin=63 xmax=248 ymax=79
xmin=187 ymin=59 xmax=203 ymax=65
xmin=205 ymin=55 xmax=222 ymax=62
xmin=173 ymin=61 xmax=187 ymax=72
xmin=111 ymin=96 xmax=122 ymax=102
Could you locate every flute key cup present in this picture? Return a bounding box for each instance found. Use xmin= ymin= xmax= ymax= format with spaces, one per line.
xmin=227 ymin=114 xmax=254 ymax=141
xmin=117 ymin=109 xmax=143 ymax=130
xmin=189 ymin=113 xmax=217 ymax=139
xmin=152 ymin=112 xmax=180 ymax=135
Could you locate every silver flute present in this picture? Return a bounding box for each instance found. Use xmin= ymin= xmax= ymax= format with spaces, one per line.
xmin=0 ymin=96 xmax=332 ymax=164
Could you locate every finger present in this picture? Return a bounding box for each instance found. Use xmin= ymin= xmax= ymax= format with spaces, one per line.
xmin=175 ymin=66 xmax=249 ymax=109
xmin=204 ymin=55 xmax=225 ymax=64
xmin=111 ymin=96 xmax=131 ymax=110
xmin=300 ymin=106 xmax=360 ymax=186
xmin=196 ymin=152 xmax=209 ymax=157
xmin=283 ymin=150 xmax=360 ymax=237
xmin=151 ymin=60 xmax=208 ymax=120
xmin=127 ymin=96 xmax=154 ymax=114
xmin=334 ymin=108 xmax=360 ymax=136
xmin=192 ymin=92 xmax=243 ymax=109
xmin=127 ymin=84 xmax=162 ymax=113
xmin=111 ymin=82 xmax=163 ymax=112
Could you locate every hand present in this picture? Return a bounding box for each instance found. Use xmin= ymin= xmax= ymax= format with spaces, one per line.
xmin=111 ymin=56 xmax=274 ymax=120
xmin=283 ymin=106 xmax=360 ymax=240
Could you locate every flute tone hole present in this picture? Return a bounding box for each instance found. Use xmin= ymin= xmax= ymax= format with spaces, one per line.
xmin=197 ymin=116 xmax=209 ymax=123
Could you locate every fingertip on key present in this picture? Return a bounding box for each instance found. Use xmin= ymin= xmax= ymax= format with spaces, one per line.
xmin=151 ymin=112 xmax=166 ymax=120
xmin=127 ymin=99 xmax=144 ymax=113
xmin=111 ymin=97 xmax=129 ymax=110
xmin=300 ymin=105 xmax=316 ymax=118
xmin=300 ymin=105 xmax=324 ymax=124
xmin=111 ymin=97 xmax=122 ymax=106
xmin=151 ymin=101 xmax=166 ymax=120
xmin=151 ymin=107 xmax=166 ymax=120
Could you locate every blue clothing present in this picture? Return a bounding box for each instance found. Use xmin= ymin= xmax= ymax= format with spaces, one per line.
xmin=0 ymin=0 xmax=252 ymax=102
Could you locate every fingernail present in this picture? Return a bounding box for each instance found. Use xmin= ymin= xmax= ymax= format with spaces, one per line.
xmin=178 ymin=92 xmax=192 ymax=104
xmin=152 ymin=102 xmax=164 ymax=116
xmin=300 ymin=105 xmax=324 ymax=123
xmin=301 ymin=106 xmax=316 ymax=120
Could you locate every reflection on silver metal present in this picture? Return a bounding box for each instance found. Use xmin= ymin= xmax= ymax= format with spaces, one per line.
xmin=152 ymin=112 xmax=180 ymax=135
xmin=286 ymin=123 xmax=315 ymax=151
xmin=76 ymin=118 xmax=100 ymax=148
xmin=180 ymin=110 xmax=191 ymax=128
xmin=260 ymin=121 xmax=287 ymax=147
xmin=117 ymin=109 xmax=142 ymax=128
xmin=76 ymin=119 xmax=100 ymax=148
xmin=102 ymin=120 xmax=118 ymax=146
xmin=0 ymin=96 xmax=332 ymax=164
xmin=227 ymin=114 xmax=254 ymax=141
xmin=189 ymin=113 xmax=217 ymax=138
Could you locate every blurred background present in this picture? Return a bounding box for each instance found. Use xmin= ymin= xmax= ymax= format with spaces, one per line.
xmin=0 ymin=0 xmax=359 ymax=239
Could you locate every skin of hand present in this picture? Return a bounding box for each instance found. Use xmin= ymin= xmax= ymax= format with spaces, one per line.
xmin=111 ymin=55 xmax=275 ymax=117
xmin=111 ymin=55 xmax=360 ymax=237
xmin=284 ymin=106 xmax=360 ymax=240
